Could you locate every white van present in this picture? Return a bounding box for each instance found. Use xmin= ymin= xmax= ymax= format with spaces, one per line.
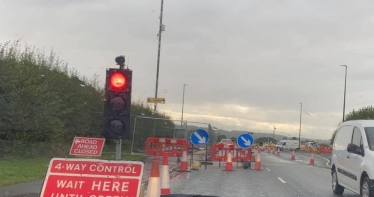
xmin=274 ymin=140 xmax=299 ymax=151
xmin=331 ymin=120 xmax=374 ymax=196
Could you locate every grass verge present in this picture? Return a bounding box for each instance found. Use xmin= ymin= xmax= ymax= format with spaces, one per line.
xmin=0 ymin=153 xmax=147 ymax=188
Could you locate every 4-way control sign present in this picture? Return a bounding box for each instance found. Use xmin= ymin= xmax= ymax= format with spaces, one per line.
xmin=40 ymin=158 xmax=144 ymax=197
xmin=69 ymin=137 xmax=105 ymax=157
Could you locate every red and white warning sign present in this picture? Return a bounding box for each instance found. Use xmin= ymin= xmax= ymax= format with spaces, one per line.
xmin=40 ymin=158 xmax=144 ymax=197
xmin=69 ymin=137 xmax=105 ymax=157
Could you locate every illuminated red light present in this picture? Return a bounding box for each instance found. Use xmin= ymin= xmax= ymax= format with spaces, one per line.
xmin=110 ymin=73 xmax=126 ymax=88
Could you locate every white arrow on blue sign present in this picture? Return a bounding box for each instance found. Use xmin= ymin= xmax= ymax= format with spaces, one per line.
xmin=190 ymin=129 xmax=210 ymax=145
xmin=236 ymin=133 xmax=254 ymax=149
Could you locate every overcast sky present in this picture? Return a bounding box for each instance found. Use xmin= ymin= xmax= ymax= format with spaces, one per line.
xmin=1 ymin=0 xmax=374 ymax=139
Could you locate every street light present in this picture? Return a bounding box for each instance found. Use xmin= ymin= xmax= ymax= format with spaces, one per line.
xmin=299 ymin=102 xmax=302 ymax=150
xmin=181 ymin=84 xmax=187 ymax=126
xmin=272 ymin=126 xmax=276 ymax=143
xmin=340 ymin=65 xmax=347 ymax=122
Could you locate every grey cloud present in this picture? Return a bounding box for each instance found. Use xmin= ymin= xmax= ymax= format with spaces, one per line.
xmin=2 ymin=0 xmax=374 ymax=139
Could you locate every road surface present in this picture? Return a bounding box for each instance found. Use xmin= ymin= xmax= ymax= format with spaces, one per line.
xmin=168 ymin=151 xmax=358 ymax=197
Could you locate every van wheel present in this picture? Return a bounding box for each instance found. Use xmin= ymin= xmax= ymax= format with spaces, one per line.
xmin=332 ymin=169 xmax=344 ymax=195
xmin=361 ymin=176 xmax=373 ymax=197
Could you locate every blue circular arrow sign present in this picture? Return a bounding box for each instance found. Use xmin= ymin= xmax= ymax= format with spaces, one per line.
xmin=190 ymin=129 xmax=210 ymax=145
xmin=236 ymin=133 xmax=254 ymax=149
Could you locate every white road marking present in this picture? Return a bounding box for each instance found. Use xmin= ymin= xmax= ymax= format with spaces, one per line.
xmin=266 ymin=167 xmax=270 ymax=172
xmin=278 ymin=177 xmax=286 ymax=183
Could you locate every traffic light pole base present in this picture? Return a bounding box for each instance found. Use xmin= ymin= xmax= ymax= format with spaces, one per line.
xmin=115 ymin=139 xmax=122 ymax=160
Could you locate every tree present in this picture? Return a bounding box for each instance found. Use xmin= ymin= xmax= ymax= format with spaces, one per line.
xmin=330 ymin=106 xmax=374 ymax=145
xmin=0 ymin=40 xmax=175 ymax=156
xmin=255 ymin=137 xmax=276 ymax=144
xmin=291 ymin=137 xmax=298 ymax=140
xmin=216 ymin=135 xmax=227 ymax=142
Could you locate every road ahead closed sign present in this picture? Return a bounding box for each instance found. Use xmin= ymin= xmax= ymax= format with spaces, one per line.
xmin=40 ymin=158 xmax=144 ymax=197
xmin=69 ymin=137 xmax=105 ymax=157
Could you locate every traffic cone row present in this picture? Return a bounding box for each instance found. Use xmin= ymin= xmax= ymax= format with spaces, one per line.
xmin=146 ymin=150 xmax=193 ymax=197
xmin=146 ymin=152 xmax=174 ymax=197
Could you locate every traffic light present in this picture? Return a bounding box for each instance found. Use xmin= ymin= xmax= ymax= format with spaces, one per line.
xmin=103 ymin=67 xmax=132 ymax=139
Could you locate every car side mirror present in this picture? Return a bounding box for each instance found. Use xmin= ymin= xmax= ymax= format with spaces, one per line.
xmin=347 ymin=143 xmax=358 ymax=153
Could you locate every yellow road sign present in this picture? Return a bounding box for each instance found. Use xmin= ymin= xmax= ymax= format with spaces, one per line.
xmin=147 ymin=97 xmax=165 ymax=104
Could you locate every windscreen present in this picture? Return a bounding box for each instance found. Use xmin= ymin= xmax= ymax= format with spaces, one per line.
xmin=365 ymin=127 xmax=374 ymax=150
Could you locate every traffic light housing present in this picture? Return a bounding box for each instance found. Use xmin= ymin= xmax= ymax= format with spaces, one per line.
xmin=103 ymin=68 xmax=132 ymax=139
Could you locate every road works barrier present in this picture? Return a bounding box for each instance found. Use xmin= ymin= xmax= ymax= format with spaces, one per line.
xmin=317 ymin=147 xmax=332 ymax=154
xmin=144 ymin=137 xmax=189 ymax=157
xmin=210 ymin=143 xmax=251 ymax=162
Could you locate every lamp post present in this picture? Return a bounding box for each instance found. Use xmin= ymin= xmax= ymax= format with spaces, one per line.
xmin=181 ymin=84 xmax=187 ymax=126
xmin=299 ymin=102 xmax=302 ymax=150
xmin=340 ymin=65 xmax=347 ymax=122
xmin=272 ymin=126 xmax=276 ymax=143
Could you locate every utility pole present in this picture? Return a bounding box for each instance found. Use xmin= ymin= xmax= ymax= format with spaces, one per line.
xmin=181 ymin=84 xmax=187 ymax=126
xmin=154 ymin=0 xmax=165 ymax=111
xmin=299 ymin=102 xmax=302 ymax=150
xmin=340 ymin=65 xmax=347 ymax=122
xmin=272 ymin=126 xmax=276 ymax=143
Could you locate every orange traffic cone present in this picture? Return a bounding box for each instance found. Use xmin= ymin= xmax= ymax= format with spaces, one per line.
xmin=291 ymin=150 xmax=296 ymax=160
xmin=160 ymin=153 xmax=171 ymax=195
xmin=272 ymin=148 xmax=275 ymax=154
xmin=146 ymin=157 xmax=160 ymax=197
xmin=254 ymin=150 xmax=262 ymax=171
xmin=309 ymin=152 xmax=315 ymax=165
xmin=277 ymin=148 xmax=280 ymax=155
xmin=177 ymin=150 xmax=191 ymax=172
xmin=223 ymin=152 xmax=235 ymax=171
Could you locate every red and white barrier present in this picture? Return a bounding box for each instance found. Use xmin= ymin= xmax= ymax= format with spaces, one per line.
xmin=144 ymin=137 xmax=189 ymax=157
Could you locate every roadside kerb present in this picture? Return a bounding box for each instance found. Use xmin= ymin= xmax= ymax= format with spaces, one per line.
xmin=276 ymin=151 xmax=331 ymax=168
xmin=297 ymin=151 xmax=331 ymax=167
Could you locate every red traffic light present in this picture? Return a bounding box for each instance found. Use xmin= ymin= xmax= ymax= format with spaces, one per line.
xmin=110 ymin=73 xmax=126 ymax=89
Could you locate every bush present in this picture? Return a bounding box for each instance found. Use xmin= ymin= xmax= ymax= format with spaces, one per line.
xmin=0 ymin=40 xmax=174 ymax=158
